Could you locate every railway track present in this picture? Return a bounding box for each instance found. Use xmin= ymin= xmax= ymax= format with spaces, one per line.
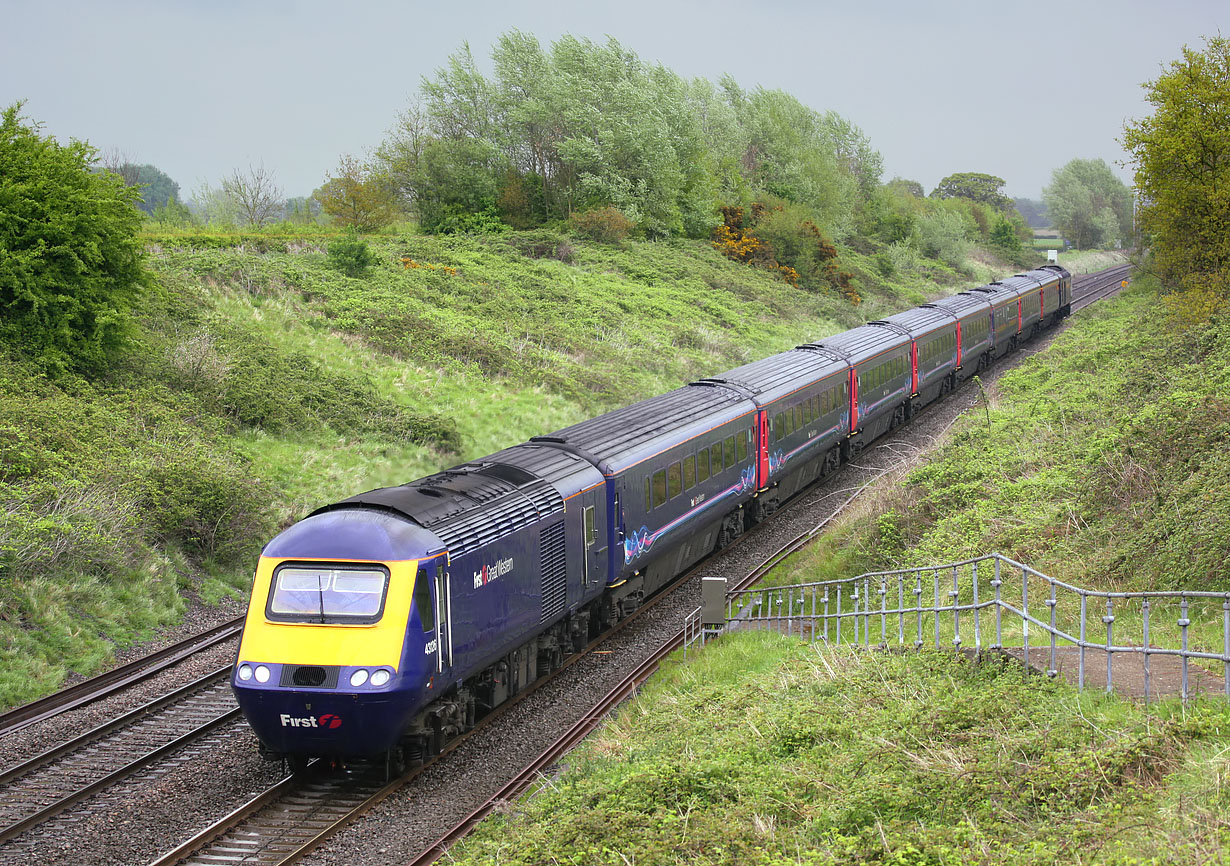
xmin=146 ymin=518 xmax=760 ymax=866
xmin=1071 ymin=262 xmax=1131 ymax=311
xmin=4 ymin=262 xmax=1132 ymax=865
xmin=0 ymin=668 xmax=240 ymax=846
xmin=0 ymin=616 xmax=243 ymax=738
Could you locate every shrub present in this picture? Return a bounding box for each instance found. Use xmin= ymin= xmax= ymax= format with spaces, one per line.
xmin=327 ymin=234 xmax=377 ymax=277
xmin=139 ymin=440 xmax=274 ymax=563
xmin=568 ymin=207 xmax=633 ymax=243
xmin=435 ymin=204 xmax=508 ymax=235
xmin=0 ymin=103 xmax=147 ymax=372
xmin=915 ymin=207 xmax=973 ymax=269
xmin=507 ymin=231 xmax=576 ymax=263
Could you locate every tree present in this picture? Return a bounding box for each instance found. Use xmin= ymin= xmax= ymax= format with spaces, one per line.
xmin=0 ymin=102 xmax=146 ymax=370
xmin=1042 ymin=158 xmax=1133 ymax=249
xmin=221 ymin=163 xmax=284 ymax=227
xmin=931 ymin=172 xmax=1012 ymax=211
xmin=377 ymin=98 xmax=430 ymax=209
xmin=125 ymin=164 xmax=180 ymax=214
xmin=314 ymin=155 xmax=398 ymax=232
xmin=886 ymin=177 xmax=924 ymax=199
xmin=284 ymin=196 xmax=322 ymax=225
xmin=1123 ymin=35 xmax=1230 ymax=290
xmin=1013 ymin=197 xmax=1050 ymax=229
xmin=409 ymin=137 xmax=506 ymax=233
xmin=151 ymin=195 xmax=194 ymax=227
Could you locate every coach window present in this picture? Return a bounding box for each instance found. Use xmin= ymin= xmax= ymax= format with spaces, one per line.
xmin=773 ymin=412 xmax=784 ymax=441
xmin=653 ymin=469 xmax=667 ymax=508
xmin=697 ymin=448 xmax=710 ymax=482
xmin=737 ymin=429 xmax=750 ymax=461
xmin=683 ymin=454 xmax=696 ymax=490
xmin=414 ymin=567 xmax=434 ymax=632
xmin=711 ymin=442 xmax=723 ymax=473
xmin=724 ymin=435 xmax=736 ymax=468
xmin=668 ymin=462 xmax=682 ymax=499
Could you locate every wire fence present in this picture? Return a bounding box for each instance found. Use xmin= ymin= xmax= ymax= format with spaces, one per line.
xmin=683 ymin=554 xmax=1230 ymax=703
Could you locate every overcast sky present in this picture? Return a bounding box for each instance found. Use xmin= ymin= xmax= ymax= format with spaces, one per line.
xmin=3 ymin=0 xmax=1225 ymax=202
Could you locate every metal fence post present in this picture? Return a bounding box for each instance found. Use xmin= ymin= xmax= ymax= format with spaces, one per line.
xmin=822 ymin=590 xmax=830 ymax=644
xmin=1079 ymin=593 xmax=1087 ymax=690
xmin=1103 ymin=598 xmax=1115 ymax=693
xmin=810 ymin=584 xmax=817 ymax=644
xmin=914 ymin=575 xmax=924 ymax=650
xmin=1022 ymin=565 xmax=1030 ymax=677
xmin=1224 ymin=600 xmax=1230 ymax=697
xmin=951 ymin=565 xmax=961 ymax=649
xmin=879 ymin=580 xmax=888 ymax=648
xmin=1179 ymin=596 xmax=1191 ymax=702
xmin=972 ymin=561 xmax=981 ymax=656
xmin=993 ymin=557 xmax=1002 ymax=651
xmin=1046 ymin=579 xmax=1057 ymax=679
xmin=1142 ymin=598 xmax=1151 ymax=704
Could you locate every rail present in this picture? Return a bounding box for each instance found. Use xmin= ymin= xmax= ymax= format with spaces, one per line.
xmin=687 ymin=553 xmax=1230 ymax=703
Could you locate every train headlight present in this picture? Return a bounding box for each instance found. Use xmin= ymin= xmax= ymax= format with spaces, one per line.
xmin=254 ymin=665 xmax=271 ymax=684
xmin=370 ymin=669 xmax=391 ymax=687
xmin=349 ymin=669 xmax=369 ymax=687
xmin=237 ymin=664 xmax=253 ymax=682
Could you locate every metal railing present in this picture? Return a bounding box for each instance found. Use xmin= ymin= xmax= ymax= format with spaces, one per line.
xmin=685 ymin=554 xmax=1230 ymax=702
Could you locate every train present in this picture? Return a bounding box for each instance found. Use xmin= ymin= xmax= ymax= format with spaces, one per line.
xmin=231 ymin=265 xmax=1072 ymax=771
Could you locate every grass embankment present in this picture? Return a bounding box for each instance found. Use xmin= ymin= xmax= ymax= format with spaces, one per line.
xmin=4 ymin=227 xmax=1016 ymax=707
xmin=453 ymin=632 xmax=1230 ymax=865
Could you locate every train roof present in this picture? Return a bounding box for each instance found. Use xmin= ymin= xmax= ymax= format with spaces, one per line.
xmin=924 ymin=292 xmax=992 ymax=319
xmin=533 ymin=384 xmax=755 ymax=476
xmin=315 ymin=460 xmax=565 ymax=558
xmin=800 ymin=323 xmax=909 ymax=365
xmin=874 ymin=306 xmax=956 ymax=338
xmin=699 ymin=348 xmax=848 ymax=407
xmin=969 ymin=281 xmax=1021 ymax=306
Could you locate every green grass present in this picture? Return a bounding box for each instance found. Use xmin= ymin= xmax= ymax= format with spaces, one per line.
xmin=452 ymin=632 xmax=1230 ymax=865
xmin=0 ymin=221 xmax=1133 ymax=708
xmin=1 ymin=227 xmax=890 ymax=707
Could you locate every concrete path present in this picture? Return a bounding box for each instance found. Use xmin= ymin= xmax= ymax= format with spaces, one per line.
xmin=1001 ymin=646 xmax=1228 ymax=701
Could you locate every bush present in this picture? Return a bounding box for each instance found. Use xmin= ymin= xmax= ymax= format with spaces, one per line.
xmin=139 ymin=440 xmax=274 ymax=562
xmin=915 ymin=207 xmax=973 ymax=269
xmin=435 ymin=204 xmax=508 ymax=235
xmin=507 ymin=231 xmax=576 ymax=263
xmin=568 ymin=207 xmax=633 ymax=243
xmin=0 ymin=103 xmax=147 ymax=372
xmin=327 ymin=234 xmax=377 ymax=277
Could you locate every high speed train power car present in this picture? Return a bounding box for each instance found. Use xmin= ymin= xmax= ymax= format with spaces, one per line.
xmin=232 ymin=266 xmax=1072 ymax=770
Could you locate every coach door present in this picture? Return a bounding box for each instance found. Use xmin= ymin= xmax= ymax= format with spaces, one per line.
xmin=579 ymin=486 xmax=608 ymax=588
xmin=434 ymin=569 xmax=453 ymax=673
